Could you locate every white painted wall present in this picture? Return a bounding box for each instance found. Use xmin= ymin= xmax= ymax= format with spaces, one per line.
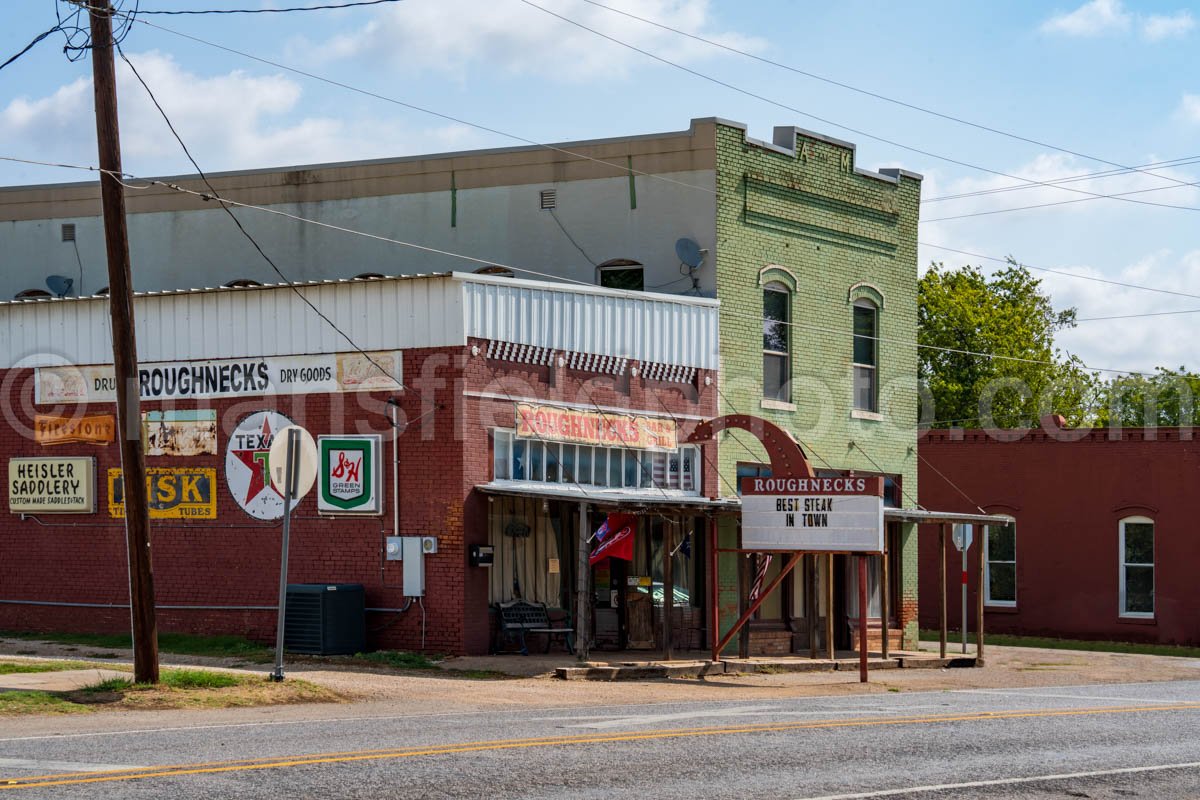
xmin=0 ymin=170 xmax=717 ymax=302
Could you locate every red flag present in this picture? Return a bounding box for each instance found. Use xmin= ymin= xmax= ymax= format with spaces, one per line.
xmin=589 ymin=514 xmax=637 ymax=565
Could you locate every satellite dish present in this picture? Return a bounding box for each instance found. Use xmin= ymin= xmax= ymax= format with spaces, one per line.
xmin=675 ymin=238 xmax=704 ymax=269
xmin=46 ymin=275 xmax=74 ymax=297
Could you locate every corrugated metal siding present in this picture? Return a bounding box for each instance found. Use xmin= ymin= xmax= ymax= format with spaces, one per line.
xmin=0 ymin=274 xmax=716 ymax=369
xmin=461 ymin=279 xmax=718 ymax=370
xmin=0 ymin=277 xmax=466 ymax=368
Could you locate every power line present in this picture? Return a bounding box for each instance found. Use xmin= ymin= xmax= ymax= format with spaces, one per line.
xmin=518 ymin=0 xmax=1200 ymax=215
xmin=577 ymin=0 xmax=1200 ymax=196
xmin=919 ymin=242 xmax=1200 ymax=303
xmin=923 ymin=174 xmax=1200 ymax=223
xmin=0 ymin=153 xmax=1167 ymax=378
xmin=0 ymin=16 xmax=78 ymax=72
xmin=135 ymin=0 xmax=402 ymax=14
xmin=923 ymin=155 xmax=1200 ymax=204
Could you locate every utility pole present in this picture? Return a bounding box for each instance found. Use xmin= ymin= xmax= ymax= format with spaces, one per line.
xmin=88 ymin=0 xmax=159 ymax=684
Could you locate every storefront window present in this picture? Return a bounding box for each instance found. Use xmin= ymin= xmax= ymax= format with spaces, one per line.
xmin=492 ymin=430 xmax=701 ymax=494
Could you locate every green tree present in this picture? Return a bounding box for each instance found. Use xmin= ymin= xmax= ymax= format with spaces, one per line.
xmin=919 ymin=260 xmax=1098 ymax=428
xmin=1097 ymin=367 xmax=1200 ymax=427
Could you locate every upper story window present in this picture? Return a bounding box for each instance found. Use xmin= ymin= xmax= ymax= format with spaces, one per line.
xmin=853 ymin=300 xmax=878 ymax=412
xmin=1119 ymin=517 xmax=1154 ymax=618
xmin=763 ymin=282 xmax=790 ymax=402
xmin=985 ymin=521 xmax=1017 ymax=606
xmin=493 ymin=429 xmax=699 ymax=494
xmin=599 ymin=259 xmax=644 ymax=291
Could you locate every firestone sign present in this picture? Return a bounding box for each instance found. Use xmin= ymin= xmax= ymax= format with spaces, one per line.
xmin=317 ymin=435 xmax=381 ymax=514
xmin=225 ymin=411 xmax=301 ymax=520
xmin=515 ymin=403 xmax=677 ymax=450
xmin=740 ymin=476 xmax=885 ymax=553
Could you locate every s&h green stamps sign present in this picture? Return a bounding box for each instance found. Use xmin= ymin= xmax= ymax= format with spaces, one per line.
xmin=317 ymin=435 xmax=381 ymax=514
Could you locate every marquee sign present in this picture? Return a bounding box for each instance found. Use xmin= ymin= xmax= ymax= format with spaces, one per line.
xmin=8 ymin=457 xmax=96 ymax=514
xmin=515 ymin=403 xmax=677 ymax=450
xmin=35 ymin=351 xmax=402 ymax=405
xmin=225 ymin=411 xmax=300 ymax=520
xmin=740 ymin=476 xmax=885 ymax=553
xmin=34 ymin=414 xmax=115 ymax=446
xmin=108 ymin=467 xmax=217 ymax=520
xmin=317 ymin=435 xmax=381 ymax=514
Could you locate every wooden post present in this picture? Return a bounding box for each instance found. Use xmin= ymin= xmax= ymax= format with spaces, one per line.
xmin=807 ymin=554 xmax=817 ymax=659
xmin=663 ymin=523 xmax=674 ymax=661
xmin=708 ymin=515 xmax=719 ymax=663
xmin=976 ymin=524 xmax=987 ymax=664
xmin=939 ymin=523 xmax=948 ymax=660
xmin=737 ymin=554 xmax=750 ymax=659
xmin=575 ymin=502 xmax=590 ymax=659
xmin=881 ymin=548 xmax=890 ymax=660
xmin=858 ymin=554 xmax=869 ymax=683
xmin=825 ymin=554 xmax=835 ymax=661
xmin=88 ymin=0 xmax=158 ymax=685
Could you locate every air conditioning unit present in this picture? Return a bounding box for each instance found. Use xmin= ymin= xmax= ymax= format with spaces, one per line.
xmin=284 ymin=583 xmax=366 ymax=655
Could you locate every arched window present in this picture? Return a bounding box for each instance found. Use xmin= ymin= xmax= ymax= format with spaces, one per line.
xmin=984 ymin=520 xmax=1017 ymax=606
xmin=852 ymin=299 xmax=879 ymax=413
xmin=597 ymin=259 xmax=643 ymax=291
xmin=1119 ymin=516 xmax=1154 ymax=617
xmin=762 ymin=281 xmax=790 ymax=402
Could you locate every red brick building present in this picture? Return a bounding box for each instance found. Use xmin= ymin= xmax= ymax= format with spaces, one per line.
xmin=919 ymin=426 xmax=1200 ymax=647
xmin=0 ymin=273 xmax=720 ymax=655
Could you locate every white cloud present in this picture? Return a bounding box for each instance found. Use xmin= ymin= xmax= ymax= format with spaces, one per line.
xmin=1177 ymin=93 xmax=1200 ymax=125
xmin=1141 ymin=10 xmax=1195 ymax=40
xmin=1040 ymin=0 xmax=1131 ymax=37
xmin=0 ymin=51 xmax=484 ymax=182
xmin=302 ymin=0 xmax=765 ymax=81
xmin=1039 ymin=0 xmax=1194 ymax=40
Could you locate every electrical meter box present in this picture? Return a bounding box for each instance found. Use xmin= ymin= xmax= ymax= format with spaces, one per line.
xmin=401 ymin=536 xmax=425 ymax=596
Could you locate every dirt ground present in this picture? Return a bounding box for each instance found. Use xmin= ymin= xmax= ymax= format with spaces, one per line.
xmin=3 ymin=636 xmax=1198 ymax=715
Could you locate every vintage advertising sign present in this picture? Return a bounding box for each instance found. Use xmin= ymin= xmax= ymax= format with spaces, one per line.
xmin=225 ymin=411 xmax=301 ymax=520
xmin=515 ymin=403 xmax=677 ymax=450
xmin=108 ymin=467 xmax=217 ymax=519
xmin=143 ymin=410 xmax=217 ymax=456
xmin=35 ymin=350 xmax=402 ymax=405
xmin=740 ymin=476 xmax=885 ymax=553
xmin=317 ymin=435 xmax=381 ymax=513
xmin=34 ymin=414 xmax=115 ymax=446
xmin=9 ymin=457 xmax=96 ymax=514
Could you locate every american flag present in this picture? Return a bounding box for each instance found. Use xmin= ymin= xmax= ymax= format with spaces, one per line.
xmin=749 ymin=554 xmax=773 ymax=601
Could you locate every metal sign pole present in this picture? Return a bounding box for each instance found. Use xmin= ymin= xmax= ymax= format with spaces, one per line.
xmin=961 ymin=541 xmax=968 ymax=655
xmin=271 ymin=428 xmax=300 ymax=682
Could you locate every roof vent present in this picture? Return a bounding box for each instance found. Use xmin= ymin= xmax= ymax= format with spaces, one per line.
xmin=61 ymin=223 xmax=76 ymax=242
xmin=223 ymin=279 xmax=262 ymax=289
xmin=539 ymin=189 xmax=557 ymax=210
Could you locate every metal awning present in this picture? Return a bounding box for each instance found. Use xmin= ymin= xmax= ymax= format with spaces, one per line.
xmin=884 ymin=508 xmax=1014 ymax=526
xmin=476 ymin=481 xmax=740 ymax=510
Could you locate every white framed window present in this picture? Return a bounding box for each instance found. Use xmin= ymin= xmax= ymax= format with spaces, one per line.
xmin=985 ymin=521 xmax=1016 ymax=606
xmin=853 ymin=299 xmax=878 ymax=412
xmin=489 ymin=430 xmax=700 ymax=495
xmin=1119 ymin=516 xmax=1154 ymax=618
xmin=763 ymin=281 xmax=790 ymax=402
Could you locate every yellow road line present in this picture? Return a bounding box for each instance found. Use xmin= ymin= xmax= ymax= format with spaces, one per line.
xmin=3 ymin=703 xmax=1198 ymax=790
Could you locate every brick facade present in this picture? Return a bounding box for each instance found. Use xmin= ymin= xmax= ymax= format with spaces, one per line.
xmin=0 ymin=340 xmax=717 ymax=656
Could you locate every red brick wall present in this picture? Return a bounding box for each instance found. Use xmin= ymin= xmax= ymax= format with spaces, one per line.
xmin=918 ymin=428 xmax=1200 ymax=646
xmin=0 ymin=341 xmax=718 ymax=655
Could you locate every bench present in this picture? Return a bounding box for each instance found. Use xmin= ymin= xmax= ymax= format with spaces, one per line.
xmin=495 ymin=600 xmax=574 ymax=655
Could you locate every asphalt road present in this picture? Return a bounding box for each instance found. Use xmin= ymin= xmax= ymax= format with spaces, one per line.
xmin=1 ymin=680 xmax=1199 ymax=798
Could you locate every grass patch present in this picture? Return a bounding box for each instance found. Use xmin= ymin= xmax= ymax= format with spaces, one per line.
xmin=919 ymin=630 xmax=1200 ymax=659
xmin=352 ymin=650 xmax=440 ymax=670
xmin=0 ymin=691 xmax=91 ymax=716
xmin=160 ymin=669 xmax=240 ymax=690
xmin=0 ymin=660 xmax=99 ymax=675
xmin=0 ymin=631 xmax=273 ymax=662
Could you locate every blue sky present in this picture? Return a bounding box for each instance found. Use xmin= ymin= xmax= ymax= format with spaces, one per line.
xmin=2 ymin=0 xmax=1198 ymax=374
